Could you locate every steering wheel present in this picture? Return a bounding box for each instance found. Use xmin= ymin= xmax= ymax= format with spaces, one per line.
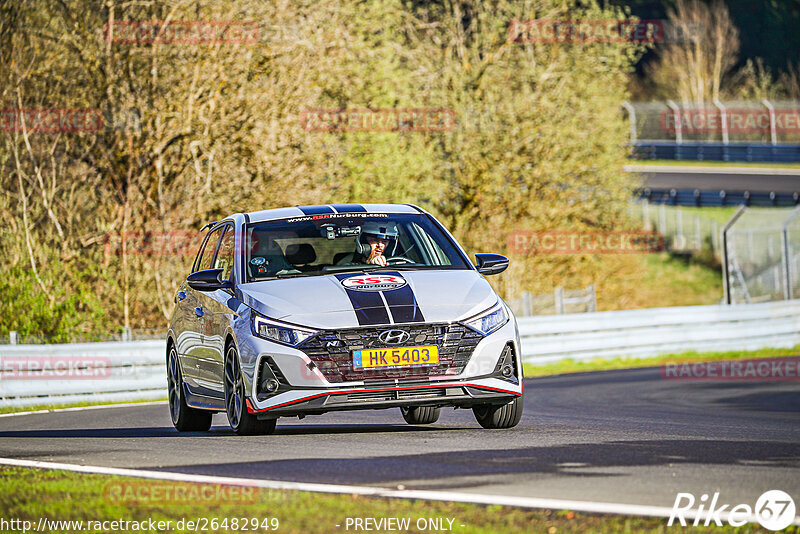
xmin=387 ymin=256 xmax=415 ymax=265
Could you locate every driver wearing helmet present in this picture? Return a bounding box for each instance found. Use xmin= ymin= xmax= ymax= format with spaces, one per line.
xmin=336 ymin=221 xmax=398 ymax=266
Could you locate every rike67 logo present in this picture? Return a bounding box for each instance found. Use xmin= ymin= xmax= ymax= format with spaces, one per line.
xmin=669 ymin=490 xmax=796 ymax=530
xmin=340 ymin=274 xmax=407 ymax=292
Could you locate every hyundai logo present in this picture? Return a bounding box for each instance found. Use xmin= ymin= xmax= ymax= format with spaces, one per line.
xmin=378 ymin=329 xmax=410 ymax=345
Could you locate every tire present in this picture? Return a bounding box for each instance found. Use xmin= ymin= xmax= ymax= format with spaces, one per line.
xmin=167 ymin=344 xmax=212 ymax=432
xmin=472 ymin=396 xmax=523 ymax=429
xmin=224 ymin=343 xmax=277 ymax=436
xmin=401 ymin=406 xmax=440 ymax=425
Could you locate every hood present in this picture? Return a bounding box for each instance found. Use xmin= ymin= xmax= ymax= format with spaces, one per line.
xmin=237 ymin=269 xmax=498 ymax=330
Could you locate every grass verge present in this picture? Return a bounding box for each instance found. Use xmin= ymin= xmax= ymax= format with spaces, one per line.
xmin=597 ymin=252 xmax=722 ymax=311
xmin=523 ymin=345 xmax=800 ymax=378
xmin=0 ymin=466 xmax=779 ymax=533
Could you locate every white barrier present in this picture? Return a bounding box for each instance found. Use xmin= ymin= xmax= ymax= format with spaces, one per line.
xmin=519 ymin=299 xmax=800 ymax=364
xmin=0 ymin=340 xmax=166 ymax=408
xmin=2 ymin=300 xmax=799 ymax=407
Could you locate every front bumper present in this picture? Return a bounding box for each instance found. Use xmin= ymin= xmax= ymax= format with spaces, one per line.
xmin=236 ymin=308 xmax=523 ymax=415
xmin=245 ymin=377 xmax=521 ymax=418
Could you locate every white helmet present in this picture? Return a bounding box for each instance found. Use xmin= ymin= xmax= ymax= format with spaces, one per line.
xmin=358 ymin=220 xmax=398 ymax=256
xmin=360 ymin=221 xmax=399 ymax=240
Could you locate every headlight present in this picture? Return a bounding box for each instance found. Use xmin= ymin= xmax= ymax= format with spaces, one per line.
xmin=252 ymin=313 xmax=316 ymax=346
xmin=463 ymin=303 xmax=508 ymax=335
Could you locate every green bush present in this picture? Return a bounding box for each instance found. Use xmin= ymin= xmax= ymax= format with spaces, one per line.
xmin=0 ymin=264 xmax=115 ymax=343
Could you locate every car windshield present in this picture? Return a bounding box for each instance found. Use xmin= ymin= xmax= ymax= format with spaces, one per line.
xmin=244 ymin=213 xmax=470 ymax=281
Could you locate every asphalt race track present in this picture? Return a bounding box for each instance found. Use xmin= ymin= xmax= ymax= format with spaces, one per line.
xmin=625 ymin=164 xmax=800 ymax=194
xmin=1 ymin=367 xmax=799 ymax=512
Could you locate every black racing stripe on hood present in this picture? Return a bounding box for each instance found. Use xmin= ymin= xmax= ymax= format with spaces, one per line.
xmin=334 ymin=273 xmax=391 ymax=325
xmin=331 ymin=204 xmax=366 ymax=213
xmin=298 ymin=205 xmax=335 ymax=215
xmin=381 ymin=271 xmax=425 ymax=323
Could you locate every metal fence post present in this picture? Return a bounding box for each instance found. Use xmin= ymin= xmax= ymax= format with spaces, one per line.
xmin=722 ymin=206 xmax=747 ymax=304
xmin=121 ymin=327 xmax=132 ymax=342
xmin=763 ymin=99 xmax=778 ymax=146
xmin=586 ymin=285 xmax=596 ymax=312
xmin=9 ymin=331 xmax=17 ymax=345
xmin=694 ymin=215 xmax=702 ymax=250
xmin=675 ymin=205 xmax=685 ymax=249
xmin=522 ymin=291 xmax=532 ymax=316
xmin=713 ymin=98 xmax=729 ymax=149
xmin=667 ymin=100 xmax=682 ymax=145
xmin=555 ymin=287 xmax=565 ymax=314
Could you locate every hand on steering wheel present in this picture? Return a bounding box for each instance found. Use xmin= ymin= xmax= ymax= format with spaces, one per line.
xmin=386 ymin=256 xmax=415 ymax=265
xmin=366 ymin=255 xmax=388 ymax=266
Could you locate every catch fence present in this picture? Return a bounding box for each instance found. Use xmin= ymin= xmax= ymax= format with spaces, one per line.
xmin=723 ymin=206 xmax=800 ymax=304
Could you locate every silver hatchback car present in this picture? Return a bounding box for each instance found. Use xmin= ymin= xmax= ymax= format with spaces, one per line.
xmin=166 ymin=204 xmax=523 ymax=434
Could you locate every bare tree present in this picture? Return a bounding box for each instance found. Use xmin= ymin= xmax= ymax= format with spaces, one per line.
xmin=779 ymin=62 xmax=800 ymax=99
xmin=648 ymin=0 xmax=740 ymax=104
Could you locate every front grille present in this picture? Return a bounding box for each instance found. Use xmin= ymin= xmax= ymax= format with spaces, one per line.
xmin=346 ymin=391 xmax=397 ymax=402
xmin=299 ymin=324 xmax=483 ymax=383
xmin=345 ymin=387 xmax=453 ymax=403
xmin=397 ymin=387 xmax=448 ymax=399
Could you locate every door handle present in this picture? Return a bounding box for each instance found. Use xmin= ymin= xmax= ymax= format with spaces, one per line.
xmin=194 ymin=307 xmax=204 ymax=318
xmin=175 ymin=291 xmax=187 ymax=303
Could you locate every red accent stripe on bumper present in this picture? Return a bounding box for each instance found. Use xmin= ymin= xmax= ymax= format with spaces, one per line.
xmin=246 ymin=383 xmax=521 ymax=413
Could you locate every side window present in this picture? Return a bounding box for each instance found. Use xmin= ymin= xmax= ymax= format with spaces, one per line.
xmin=194 ymin=226 xmax=224 ymax=273
xmin=214 ymin=226 xmax=235 ymax=280
xmin=408 ymin=222 xmax=451 ymax=265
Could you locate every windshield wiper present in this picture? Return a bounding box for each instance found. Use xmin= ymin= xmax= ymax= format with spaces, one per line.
xmin=249 ymin=272 xmax=308 ymax=281
xmin=320 ymin=265 xmax=393 ymax=273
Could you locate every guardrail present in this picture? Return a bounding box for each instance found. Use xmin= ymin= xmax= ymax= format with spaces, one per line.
xmin=0 ymin=340 xmax=165 ymax=408
xmin=2 ymin=300 xmax=799 ymax=407
xmin=638 ymin=187 xmax=800 ymax=208
xmin=631 ymin=141 xmax=800 ymax=163
xmin=518 ymin=299 xmax=800 ymax=364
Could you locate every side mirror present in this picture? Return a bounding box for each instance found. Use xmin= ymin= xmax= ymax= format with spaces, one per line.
xmin=475 ymin=253 xmax=509 ymax=275
xmin=187 ymin=268 xmax=231 ymax=291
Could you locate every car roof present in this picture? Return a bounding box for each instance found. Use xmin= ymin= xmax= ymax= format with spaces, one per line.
xmin=241 ymin=203 xmax=424 ymax=224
